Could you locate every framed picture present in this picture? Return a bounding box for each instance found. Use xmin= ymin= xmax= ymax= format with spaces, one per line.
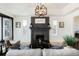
xmin=59 ymin=22 xmax=64 ymax=28
xmin=15 ymin=22 xmax=21 ymax=28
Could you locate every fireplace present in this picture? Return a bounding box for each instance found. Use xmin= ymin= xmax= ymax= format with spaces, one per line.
xmin=36 ymin=35 xmax=44 ymax=43
xmin=30 ymin=17 xmax=50 ymax=48
xmin=36 ymin=34 xmax=44 ymax=48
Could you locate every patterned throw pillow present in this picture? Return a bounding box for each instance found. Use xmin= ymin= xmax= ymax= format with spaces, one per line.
xmin=10 ymin=41 xmax=20 ymax=49
xmin=6 ymin=40 xmax=12 ymax=48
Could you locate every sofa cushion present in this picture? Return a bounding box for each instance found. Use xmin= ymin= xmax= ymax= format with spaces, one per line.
xmin=5 ymin=40 xmax=12 ymax=48
xmin=43 ymin=47 xmax=79 ymax=56
xmin=20 ymin=43 xmax=30 ymax=49
xmin=6 ymin=49 xmax=42 ymax=56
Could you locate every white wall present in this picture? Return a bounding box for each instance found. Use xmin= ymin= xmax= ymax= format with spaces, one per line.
xmin=63 ymin=9 xmax=79 ymax=37
xmin=49 ymin=16 xmax=65 ymax=40
xmin=14 ymin=16 xmax=31 ymax=42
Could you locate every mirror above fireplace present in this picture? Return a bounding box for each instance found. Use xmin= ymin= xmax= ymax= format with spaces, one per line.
xmin=35 ymin=18 xmax=45 ymax=24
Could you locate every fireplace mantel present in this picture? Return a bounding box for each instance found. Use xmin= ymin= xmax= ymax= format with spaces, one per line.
xmin=30 ymin=16 xmax=51 ymax=49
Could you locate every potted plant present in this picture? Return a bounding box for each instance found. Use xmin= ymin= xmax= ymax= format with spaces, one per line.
xmin=63 ymin=35 xmax=76 ymax=47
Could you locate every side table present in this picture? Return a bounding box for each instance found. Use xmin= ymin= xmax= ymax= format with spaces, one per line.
xmin=73 ymin=39 xmax=79 ymax=49
xmin=0 ymin=43 xmax=7 ymax=56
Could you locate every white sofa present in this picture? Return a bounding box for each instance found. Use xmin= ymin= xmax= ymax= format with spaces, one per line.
xmin=5 ymin=40 xmax=79 ymax=56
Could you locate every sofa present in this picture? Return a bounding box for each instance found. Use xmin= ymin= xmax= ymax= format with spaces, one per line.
xmin=5 ymin=40 xmax=79 ymax=56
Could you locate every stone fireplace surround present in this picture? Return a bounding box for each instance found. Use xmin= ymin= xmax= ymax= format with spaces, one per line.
xmin=30 ymin=17 xmax=51 ymax=48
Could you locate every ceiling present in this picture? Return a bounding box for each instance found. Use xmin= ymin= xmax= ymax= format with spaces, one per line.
xmin=0 ymin=3 xmax=69 ymax=16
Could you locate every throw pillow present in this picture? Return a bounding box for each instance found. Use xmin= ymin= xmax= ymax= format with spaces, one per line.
xmin=10 ymin=41 xmax=20 ymax=49
xmin=5 ymin=40 xmax=12 ymax=48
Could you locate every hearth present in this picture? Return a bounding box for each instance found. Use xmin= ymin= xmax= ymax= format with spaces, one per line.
xmin=36 ymin=35 xmax=44 ymax=43
xmin=30 ymin=17 xmax=50 ymax=48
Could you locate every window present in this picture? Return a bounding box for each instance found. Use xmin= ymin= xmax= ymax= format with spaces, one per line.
xmin=0 ymin=13 xmax=13 ymax=41
xmin=3 ymin=18 xmax=13 ymax=40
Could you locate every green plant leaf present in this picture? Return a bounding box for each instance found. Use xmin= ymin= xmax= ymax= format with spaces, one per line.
xmin=63 ymin=35 xmax=76 ymax=46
